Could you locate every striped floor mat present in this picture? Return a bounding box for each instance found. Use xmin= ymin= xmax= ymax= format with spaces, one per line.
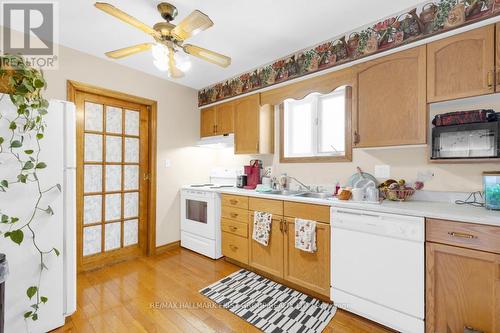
xmin=200 ymin=269 xmax=336 ymax=333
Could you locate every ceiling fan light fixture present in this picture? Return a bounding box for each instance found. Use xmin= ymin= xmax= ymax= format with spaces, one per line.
xmin=174 ymin=52 xmax=191 ymax=72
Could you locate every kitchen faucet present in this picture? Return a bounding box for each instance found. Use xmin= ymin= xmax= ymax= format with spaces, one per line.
xmin=287 ymin=176 xmax=313 ymax=192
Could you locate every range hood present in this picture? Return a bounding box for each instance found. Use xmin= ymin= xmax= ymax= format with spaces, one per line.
xmin=195 ymin=133 xmax=234 ymax=148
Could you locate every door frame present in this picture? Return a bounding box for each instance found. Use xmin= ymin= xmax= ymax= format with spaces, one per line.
xmin=67 ymin=80 xmax=158 ymax=269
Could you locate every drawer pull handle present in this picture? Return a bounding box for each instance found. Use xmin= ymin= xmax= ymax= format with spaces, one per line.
xmin=229 ymin=226 xmax=238 ymax=232
xmin=229 ymin=199 xmax=238 ymax=205
xmin=448 ymin=232 xmax=476 ymax=239
xmin=230 ymin=213 xmax=238 ymax=218
xmin=229 ymin=244 xmax=238 ymax=251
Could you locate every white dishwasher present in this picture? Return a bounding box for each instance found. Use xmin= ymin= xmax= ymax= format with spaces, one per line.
xmin=330 ymin=207 xmax=425 ymax=333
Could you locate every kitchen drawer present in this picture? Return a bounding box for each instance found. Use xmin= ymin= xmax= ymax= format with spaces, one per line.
xmin=249 ymin=197 xmax=283 ymax=215
xmin=284 ymin=201 xmax=330 ymax=223
xmin=222 ymin=232 xmax=248 ymax=264
xmin=222 ymin=219 xmax=248 ymax=238
xmin=221 ymin=206 xmax=248 ymax=223
xmin=426 ymin=218 xmax=500 ymax=254
xmin=222 ymin=194 xmax=248 ymax=210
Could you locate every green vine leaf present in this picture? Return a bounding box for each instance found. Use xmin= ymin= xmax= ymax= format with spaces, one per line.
xmin=36 ymin=133 xmax=43 ymax=140
xmin=1 ymin=215 xmax=8 ymax=223
xmin=24 ymin=149 xmax=34 ymax=155
xmin=23 ymin=161 xmax=34 ymax=170
xmin=35 ymin=162 xmax=47 ymax=169
xmin=45 ymin=206 xmax=54 ymax=216
xmin=31 ymin=313 xmax=38 ymax=321
xmin=53 ymin=248 xmax=60 ymax=256
xmin=0 ymin=137 xmax=4 ymax=144
xmin=26 ymin=286 xmax=37 ymax=299
xmin=40 ymin=296 xmax=48 ymax=303
xmin=7 ymin=229 xmax=24 ymax=245
xmin=24 ymin=311 xmax=32 ymax=319
xmin=1 ymin=180 xmax=8 ymax=188
xmin=10 ymin=140 xmax=22 ymax=148
xmin=9 ymin=121 xmax=17 ymax=130
xmin=17 ymin=174 xmax=28 ymax=183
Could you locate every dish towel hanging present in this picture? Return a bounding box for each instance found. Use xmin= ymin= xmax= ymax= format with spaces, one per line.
xmin=295 ymin=218 xmax=317 ymax=253
xmin=252 ymin=211 xmax=272 ymax=246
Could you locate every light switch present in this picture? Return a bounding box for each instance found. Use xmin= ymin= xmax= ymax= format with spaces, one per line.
xmin=374 ymin=165 xmax=390 ymax=178
xmin=164 ymin=159 xmax=171 ymax=168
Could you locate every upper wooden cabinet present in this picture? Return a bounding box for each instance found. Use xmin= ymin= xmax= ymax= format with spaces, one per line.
xmin=200 ymin=101 xmax=234 ymax=137
xmin=234 ymin=94 xmax=274 ymax=154
xmin=355 ymin=45 xmax=427 ymax=148
xmin=497 ymin=23 xmax=500 ymax=92
xmin=200 ymin=106 xmax=216 ymax=137
xmin=215 ymin=102 xmax=234 ymax=135
xmin=427 ymin=25 xmax=496 ymax=102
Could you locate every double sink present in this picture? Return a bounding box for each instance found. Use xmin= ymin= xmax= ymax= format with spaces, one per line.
xmin=263 ymin=190 xmax=333 ymax=199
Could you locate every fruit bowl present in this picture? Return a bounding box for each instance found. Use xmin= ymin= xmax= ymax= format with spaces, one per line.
xmin=383 ymin=188 xmax=416 ymax=202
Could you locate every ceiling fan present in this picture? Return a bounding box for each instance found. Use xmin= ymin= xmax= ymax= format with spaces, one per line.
xmin=94 ymin=2 xmax=231 ymax=78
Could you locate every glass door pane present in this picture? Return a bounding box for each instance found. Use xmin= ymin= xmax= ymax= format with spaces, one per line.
xmin=82 ymin=101 xmax=142 ymax=258
xmin=186 ymin=199 xmax=208 ymax=224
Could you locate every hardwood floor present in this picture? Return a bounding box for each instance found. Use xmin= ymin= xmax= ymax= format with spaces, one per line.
xmin=54 ymin=247 xmax=394 ymax=333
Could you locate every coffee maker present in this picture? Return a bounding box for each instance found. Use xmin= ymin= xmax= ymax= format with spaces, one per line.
xmin=243 ymin=159 xmax=262 ymax=189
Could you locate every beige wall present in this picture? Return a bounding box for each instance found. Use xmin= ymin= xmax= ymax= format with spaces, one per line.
xmin=40 ymin=44 xmax=215 ymax=246
xmin=215 ymin=93 xmax=500 ymax=193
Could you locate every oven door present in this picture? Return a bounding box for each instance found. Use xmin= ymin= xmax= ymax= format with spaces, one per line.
xmin=181 ymin=189 xmax=216 ymax=239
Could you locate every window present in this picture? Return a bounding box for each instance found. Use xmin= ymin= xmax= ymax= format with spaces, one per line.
xmin=281 ymin=86 xmax=351 ymax=162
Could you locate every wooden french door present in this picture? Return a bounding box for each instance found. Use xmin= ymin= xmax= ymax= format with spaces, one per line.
xmin=75 ymin=90 xmax=150 ymax=271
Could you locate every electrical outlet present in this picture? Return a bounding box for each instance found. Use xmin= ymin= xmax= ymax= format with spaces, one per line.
xmin=374 ymin=165 xmax=391 ymax=179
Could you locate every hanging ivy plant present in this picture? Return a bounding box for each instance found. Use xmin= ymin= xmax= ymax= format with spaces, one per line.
xmin=0 ymin=54 xmax=60 ymax=322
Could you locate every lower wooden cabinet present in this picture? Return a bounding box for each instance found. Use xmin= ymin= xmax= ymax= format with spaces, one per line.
xmin=426 ymin=219 xmax=500 ymax=333
xmin=221 ymin=194 xmax=331 ymax=298
xmin=249 ymin=214 xmax=284 ymax=278
xmin=283 ymin=217 xmax=330 ymax=296
xmin=222 ymin=231 xmax=248 ymax=264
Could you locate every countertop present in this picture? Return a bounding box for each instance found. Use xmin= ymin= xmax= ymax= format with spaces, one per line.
xmin=215 ymin=187 xmax=500 ymax=227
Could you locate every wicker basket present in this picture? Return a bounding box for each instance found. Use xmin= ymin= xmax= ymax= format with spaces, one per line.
xmin=383 ymin=188 xmax=415 ymax=202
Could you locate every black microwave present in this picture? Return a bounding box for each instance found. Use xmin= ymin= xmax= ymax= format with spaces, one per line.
xmin=431 ymin=121 xmax=500 ymax=160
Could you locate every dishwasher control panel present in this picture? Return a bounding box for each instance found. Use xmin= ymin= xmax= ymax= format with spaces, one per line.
xmin=331 ymin=207 xmax=424 ymax=242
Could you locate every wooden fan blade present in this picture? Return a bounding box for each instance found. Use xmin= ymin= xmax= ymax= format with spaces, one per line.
xmin=95 ymin=2 xmax=160 ymax=38
xmin=183 ymin=44 xmax=231 ymax=68
xmin=168 ymin=49 xmax=184 ymax=78
xmin=171 ymin=10 xmax=213 ymax=41
xmin=105 ymin=43 xmax=153 ymax=59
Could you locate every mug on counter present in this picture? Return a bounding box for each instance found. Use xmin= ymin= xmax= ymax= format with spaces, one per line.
xmin=351 ymin=188 xmax=365 ymax=202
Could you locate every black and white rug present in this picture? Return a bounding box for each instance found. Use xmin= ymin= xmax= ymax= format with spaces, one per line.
xmin=200 ymin=269 xmax=336 ymax=333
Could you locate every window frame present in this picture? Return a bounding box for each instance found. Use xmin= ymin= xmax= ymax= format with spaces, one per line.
xmin=279 ymin=86 xmax=353 ymax=163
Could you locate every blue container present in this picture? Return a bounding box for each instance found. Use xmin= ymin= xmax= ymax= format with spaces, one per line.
xmin=483 ymin=172 xmax=500 ymax=210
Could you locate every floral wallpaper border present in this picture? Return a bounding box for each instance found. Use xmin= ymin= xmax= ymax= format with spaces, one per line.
xmin=198 ymin=0 xmax=500 ymax=106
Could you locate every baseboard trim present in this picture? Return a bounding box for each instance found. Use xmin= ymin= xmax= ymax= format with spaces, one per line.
xmin=155 ymin=240 xmax=181 ymax=255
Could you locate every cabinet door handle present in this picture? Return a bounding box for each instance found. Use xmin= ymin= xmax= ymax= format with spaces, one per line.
xmin=448 ymin=231 xmax=476 ymax=239
xmin=279 ymin=220 xmax=283 ymax=232
xmin=283 ymin=220 xmax=288 ymax=233
xmin=229 ymin=226 xmax=238 ymax=232
xmin=229 ymin=199 xmax=238 ymax=205
xmin=354 ymin=131 xmax=360 ymax=145
xmin=497 ymin=69 xmax=500 ymax=86
xmin=229 ymin=244 xmax=238 ymax=251
xmin=230 ymin=212 xmax=238 ymax=218
xmin=487 ymin=70 xmax=495 ymax=88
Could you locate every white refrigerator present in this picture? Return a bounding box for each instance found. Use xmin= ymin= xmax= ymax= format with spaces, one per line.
xmin=0 ymin=97 xmax=77 ymax=332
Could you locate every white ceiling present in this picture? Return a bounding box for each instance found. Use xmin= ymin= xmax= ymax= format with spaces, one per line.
xmin=59 ymin=0 xmax=425 ymax=90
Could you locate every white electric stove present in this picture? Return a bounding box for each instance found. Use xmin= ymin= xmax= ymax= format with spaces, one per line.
xmin=180 ymin=169 xmax=239 ymax=259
